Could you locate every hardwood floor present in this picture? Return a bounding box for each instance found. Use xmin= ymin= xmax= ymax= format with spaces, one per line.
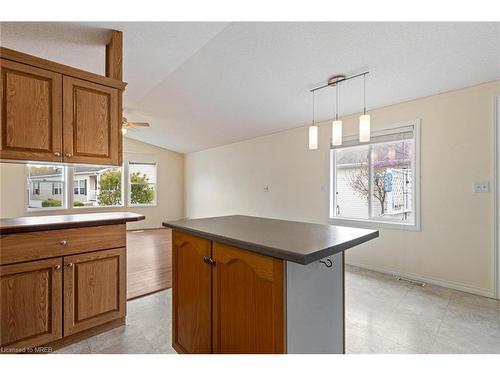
xmin=126 ymin=228 xmax=172 ymax=300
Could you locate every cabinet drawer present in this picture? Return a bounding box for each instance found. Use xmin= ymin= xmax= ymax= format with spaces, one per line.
xmin=0 ymin=224 xmax=125 ymax=265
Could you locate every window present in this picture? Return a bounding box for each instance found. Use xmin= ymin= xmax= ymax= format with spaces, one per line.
xmin=27 ymin=165 xmax=66 ymax=210
xmin=72 ymin=165 xmax=123 ymax=207
xmin=32 ymin=182 xmax=40 ymax=195
xmin=128 ymin=162 xmax=157 ymax=206
xmin=330 ymin=123 xmax=420 ymax=230
xmin=52 ymin=183 xmax=63 ymax=195
xmin=80 ymin=180 xmax=86 ymax=195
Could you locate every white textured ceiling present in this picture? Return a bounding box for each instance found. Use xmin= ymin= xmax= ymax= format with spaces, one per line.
xmin=1 ymin=22 xmax=499 ymax=153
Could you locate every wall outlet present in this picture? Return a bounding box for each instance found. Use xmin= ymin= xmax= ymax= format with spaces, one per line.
xmin=473 ymin=181 xmax=490 ymax=193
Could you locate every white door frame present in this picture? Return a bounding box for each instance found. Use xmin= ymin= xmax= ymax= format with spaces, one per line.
xmin=494 ymin=95 xmax=500 ymax=299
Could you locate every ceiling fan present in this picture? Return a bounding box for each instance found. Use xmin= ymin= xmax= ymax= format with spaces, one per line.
xmin=122 ymin=117 xmax=150 ymax=135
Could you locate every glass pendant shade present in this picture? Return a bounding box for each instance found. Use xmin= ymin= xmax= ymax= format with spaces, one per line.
xmin=308 ymin=125 xmax=318 ymax=150
xmin=359 ymin=114 xmax=370 ymax=142
xmin=332 ymin=120 xmax=342 ymax=146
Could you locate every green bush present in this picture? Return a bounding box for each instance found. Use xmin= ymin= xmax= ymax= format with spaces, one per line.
xmin=73 ymin=200 xmax=84 ymax=207
xmin=97 ymin=170 xmax=122 ymax=206
xmin=42 ymin=198 xmax=62 ymax=207
xmin=130 ymin=172 xmax=154 ymax=205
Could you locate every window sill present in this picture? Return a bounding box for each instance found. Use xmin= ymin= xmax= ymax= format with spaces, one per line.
xmin=329 ymin=217 xmax=421 ymax=231
xmin=128 ymin=204 xmax=157 ymax=208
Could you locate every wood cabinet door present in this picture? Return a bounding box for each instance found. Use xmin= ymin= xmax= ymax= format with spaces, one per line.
xmin=0 ymin=257 xmax=63 ymax=349
xmin=212 ymin=242 xmax=285 ymax=353
xmin=63 ymin=247 xmax=125 ymax=336
xmin=172 ymin=231 xmax=212 ymax=353
xmin=63 ymin=76 xmax=120 ymax=165
xmin=0 ymin=59 xmax=62 ymax=162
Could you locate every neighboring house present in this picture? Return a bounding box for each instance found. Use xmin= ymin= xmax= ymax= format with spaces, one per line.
xmin=27 ymin=166 xmax=108 ymax=208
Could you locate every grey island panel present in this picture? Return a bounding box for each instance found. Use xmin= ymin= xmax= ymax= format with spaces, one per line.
xmin=0 ymin=212 xmax=145 ymax=234
xmin=163 ymin=215 xmax=378 ymax=264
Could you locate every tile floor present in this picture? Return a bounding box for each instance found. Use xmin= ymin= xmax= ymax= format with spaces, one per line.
xmin=55 ymin=265 xmax=500 ymax=354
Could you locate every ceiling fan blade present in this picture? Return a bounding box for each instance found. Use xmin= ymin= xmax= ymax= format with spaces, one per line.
xmin=126 ymin=122 xmax=150 ymax=127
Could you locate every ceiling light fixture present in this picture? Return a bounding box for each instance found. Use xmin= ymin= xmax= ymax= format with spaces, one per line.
xmin=308 ymin=91 xmax=318 ymax=150
xmin=308 ymin=71 xmax=369 ymax=149
xmin=331 ymin=77 xmax=343 ymax=146
xmin=359 ymin=73 xmax=370 ymax=142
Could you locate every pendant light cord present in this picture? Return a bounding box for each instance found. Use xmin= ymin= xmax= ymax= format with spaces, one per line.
xmin=312 ymin=91 xmax=315 ymax=125
xmin=363 ymin=73 xmax=366 ymax=115
xmin=336 ymin=83 xmax=339 ymax=121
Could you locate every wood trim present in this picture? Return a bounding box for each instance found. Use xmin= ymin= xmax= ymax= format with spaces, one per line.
xmin=63 ymin=247 xmax=126 ymax=336
xmin=0 ymin=224 xmax=126 ymax=266
xmin=0 ymin=47 xmax=126 ymax=90
xmin=106 ymin=31 xmax=123 ymax=81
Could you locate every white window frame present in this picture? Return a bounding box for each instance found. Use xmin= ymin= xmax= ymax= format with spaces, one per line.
xmin=329 ymin=120 xmax=421 ymax=231
xmin=25 ymin=164 xmax=68 ymax=213
xmin=25 ymin=164 xmax=125 ymax=212
xmin=127 ymin=161 xmax=158 ymax=207
xmin=69 ymin=165 xmax=125 ymax=209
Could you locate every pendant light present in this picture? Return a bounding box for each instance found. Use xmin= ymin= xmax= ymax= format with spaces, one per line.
xmin=308 ymin=91 xmax=318 ymax=150
xmin=332 ymin=83 xmax=342 ymax=146
xmin=359 ymin=73 xmax=370 ymax=142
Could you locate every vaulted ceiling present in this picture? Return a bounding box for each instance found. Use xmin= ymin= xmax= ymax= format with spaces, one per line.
xmin=1 ymin=22 xmax=499 ymax=153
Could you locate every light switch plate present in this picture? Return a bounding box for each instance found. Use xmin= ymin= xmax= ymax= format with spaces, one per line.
xmin=473 ymin=181 xmax=490 ymax=193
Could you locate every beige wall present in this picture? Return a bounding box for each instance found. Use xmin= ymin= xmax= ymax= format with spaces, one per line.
xmin=0 ymin=137 xmax=185 ymax=229
xmin=186 ymin=80 xmax=500 ymax=297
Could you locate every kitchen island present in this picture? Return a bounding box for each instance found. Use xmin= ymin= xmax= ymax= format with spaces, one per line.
xmin=162 ymin=215 xmax=378 ymax=354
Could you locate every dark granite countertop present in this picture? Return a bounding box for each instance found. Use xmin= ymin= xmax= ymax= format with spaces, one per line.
xmin=0 ymin=212 xmax=145 ymax=235
xmin=163 ymin=215 xmax=378 ymax=265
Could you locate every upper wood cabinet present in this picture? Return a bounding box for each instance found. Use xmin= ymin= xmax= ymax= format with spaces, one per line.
xmin=0 ymin=59 xmax=63 ymax=162
xmin=0 ymin=47 xmax=125 ymax=166
xmin=0 ymin=257 xmax=63 ymax=349
xmin=63 ymin=77 xmax=119 ymax=165
xmin=172 ymin=231 xmax=212 ymax=354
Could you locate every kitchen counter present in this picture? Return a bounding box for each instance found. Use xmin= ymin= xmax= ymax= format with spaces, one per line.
xmin=163 ymin=214 xmax=378 ymax=264
xmin=0 ymin=212 xmax=145 ymax=234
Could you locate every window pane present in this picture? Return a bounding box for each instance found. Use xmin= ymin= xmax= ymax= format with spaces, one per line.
xmin=27 ymin=165 xmax=66 ymax=210
xmin=334 ymin=146 xmax=370 ymax=219
xmin=73 ymin=166 xmax=122 ymax=207
xmin=372 ymin=140 xmax=413 ymax=223
xmin=129 ymin=163 xmax=157 ymax=205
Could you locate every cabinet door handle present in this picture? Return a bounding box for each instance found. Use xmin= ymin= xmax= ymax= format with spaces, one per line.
xmin=54 ymin=152 xmax=61 ymax=157
xmin=65 ymin=153 xmax=72 ymax=158
xmin=202 ymin=256 xmax=216 ymax=266
xmin=66 ymin=262 xmax=74 ymax=268
xmin=54 ymin=264 xmax=61 ymax=270
xmin=59 ymin=240 xmax=67 ymax=246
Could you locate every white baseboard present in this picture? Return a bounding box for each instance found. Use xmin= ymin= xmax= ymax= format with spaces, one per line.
xmin=346 ymin=261 xmax=497 ymax=299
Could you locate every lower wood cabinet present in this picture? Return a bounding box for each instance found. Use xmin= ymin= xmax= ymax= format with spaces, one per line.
xmin=64 ymin=247 xmax=126 ymax=336
xmin=172 ymin=231 xmax=212 ymax=354
xmin=212 ymin=242 xmax=284 ymax=354
xmin=0 ymin=258 xmax=63 ymax=349
xmin=0 ymin=227 xmax=127 ymax=351
xmin=172 ymin=231 xmax=285 ymax=354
